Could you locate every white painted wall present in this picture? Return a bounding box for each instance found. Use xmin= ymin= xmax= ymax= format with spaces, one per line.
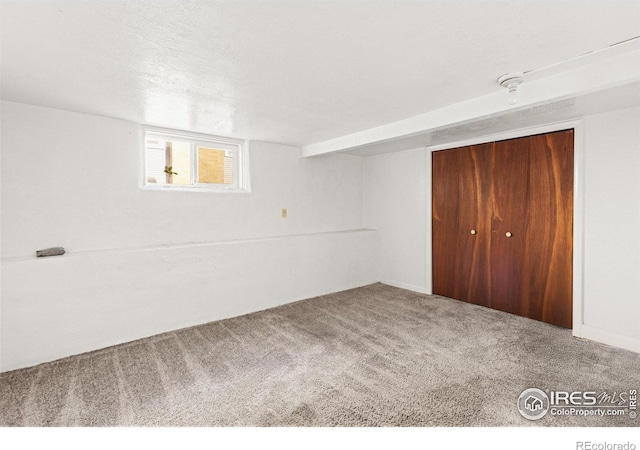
xmin=364 ymin=106 xmax=640 ymax=353
xmin=0 ymin=101 xmax=377 ymax=371
xmin=1 ymin=101 xmax=365 ymax=258
xmin=364 ymin=148 xmax=428 ymax=293
xmin=580 ymin=107 xmax=640 ymax=349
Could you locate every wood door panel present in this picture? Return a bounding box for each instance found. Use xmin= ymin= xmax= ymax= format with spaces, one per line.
xmin=432 ymin=148 xmax=460 ymax=299
xmin=489 ymin=137 xmax=530 ymax=316
xmin=433 ymin=144 xmax=491 ymax=304
xmin=456 ymin=144 xmax=491 ymax=305
xmin=520 ymin=130 xmax=574 ymax=327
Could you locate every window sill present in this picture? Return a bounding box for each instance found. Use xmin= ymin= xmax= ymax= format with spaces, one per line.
xmin=141 ymin=184 xmax=251 ymax=194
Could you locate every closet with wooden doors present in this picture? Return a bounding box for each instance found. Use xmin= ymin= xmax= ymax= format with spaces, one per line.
xmin=432 ymin=129 xmax=574 ymax=328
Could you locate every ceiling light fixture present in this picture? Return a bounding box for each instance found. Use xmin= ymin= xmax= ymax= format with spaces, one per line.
xmin=497 ymin=72 xmax=524 ymax=105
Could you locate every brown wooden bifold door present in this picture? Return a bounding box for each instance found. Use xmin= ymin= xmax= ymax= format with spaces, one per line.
xmin=432 ymin=130 xmax=574 ymax=328
xmin=432 ymin=143 xmax=492 ymax=306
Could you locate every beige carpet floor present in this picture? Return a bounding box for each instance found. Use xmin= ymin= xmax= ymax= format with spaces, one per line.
xmin=1 ymin=283 xmax=639 ymax=427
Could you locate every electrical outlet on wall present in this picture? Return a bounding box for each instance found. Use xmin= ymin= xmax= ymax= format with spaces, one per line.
xmin=281 ymin=208 xmax=287 ymax=219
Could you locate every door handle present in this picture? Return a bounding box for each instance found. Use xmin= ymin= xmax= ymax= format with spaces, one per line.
xmin=470 ymin=229 xmax=477 ymax=235
xmin=505 ymin=232 xmax=512 ymax=238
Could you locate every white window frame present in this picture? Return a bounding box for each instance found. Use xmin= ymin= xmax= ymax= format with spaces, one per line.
xmin=141 ymin=126 xmax=250 ymax=193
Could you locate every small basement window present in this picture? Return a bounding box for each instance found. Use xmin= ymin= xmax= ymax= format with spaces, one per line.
xmin=142 ymin=127 xmax=249 ymax=192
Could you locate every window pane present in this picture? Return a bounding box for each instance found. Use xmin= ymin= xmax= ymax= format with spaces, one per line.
xmin=145 ymin=138 xmax=191 ymax=185
xmin=167 ymin=140 xmax=192 ymax=185
xmin=145 ymin=138 xmax=167 ymax=185
xmin=197 ymin=146 xmax=233 ymax=184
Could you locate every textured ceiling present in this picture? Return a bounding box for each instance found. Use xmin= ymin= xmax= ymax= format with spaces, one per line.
xmin=1 ymin=0 xmax=639 ymax=146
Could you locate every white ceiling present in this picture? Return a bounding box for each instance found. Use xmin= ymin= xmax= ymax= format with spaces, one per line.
xmin=1 ymin=0 xmax=639 ymax=148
